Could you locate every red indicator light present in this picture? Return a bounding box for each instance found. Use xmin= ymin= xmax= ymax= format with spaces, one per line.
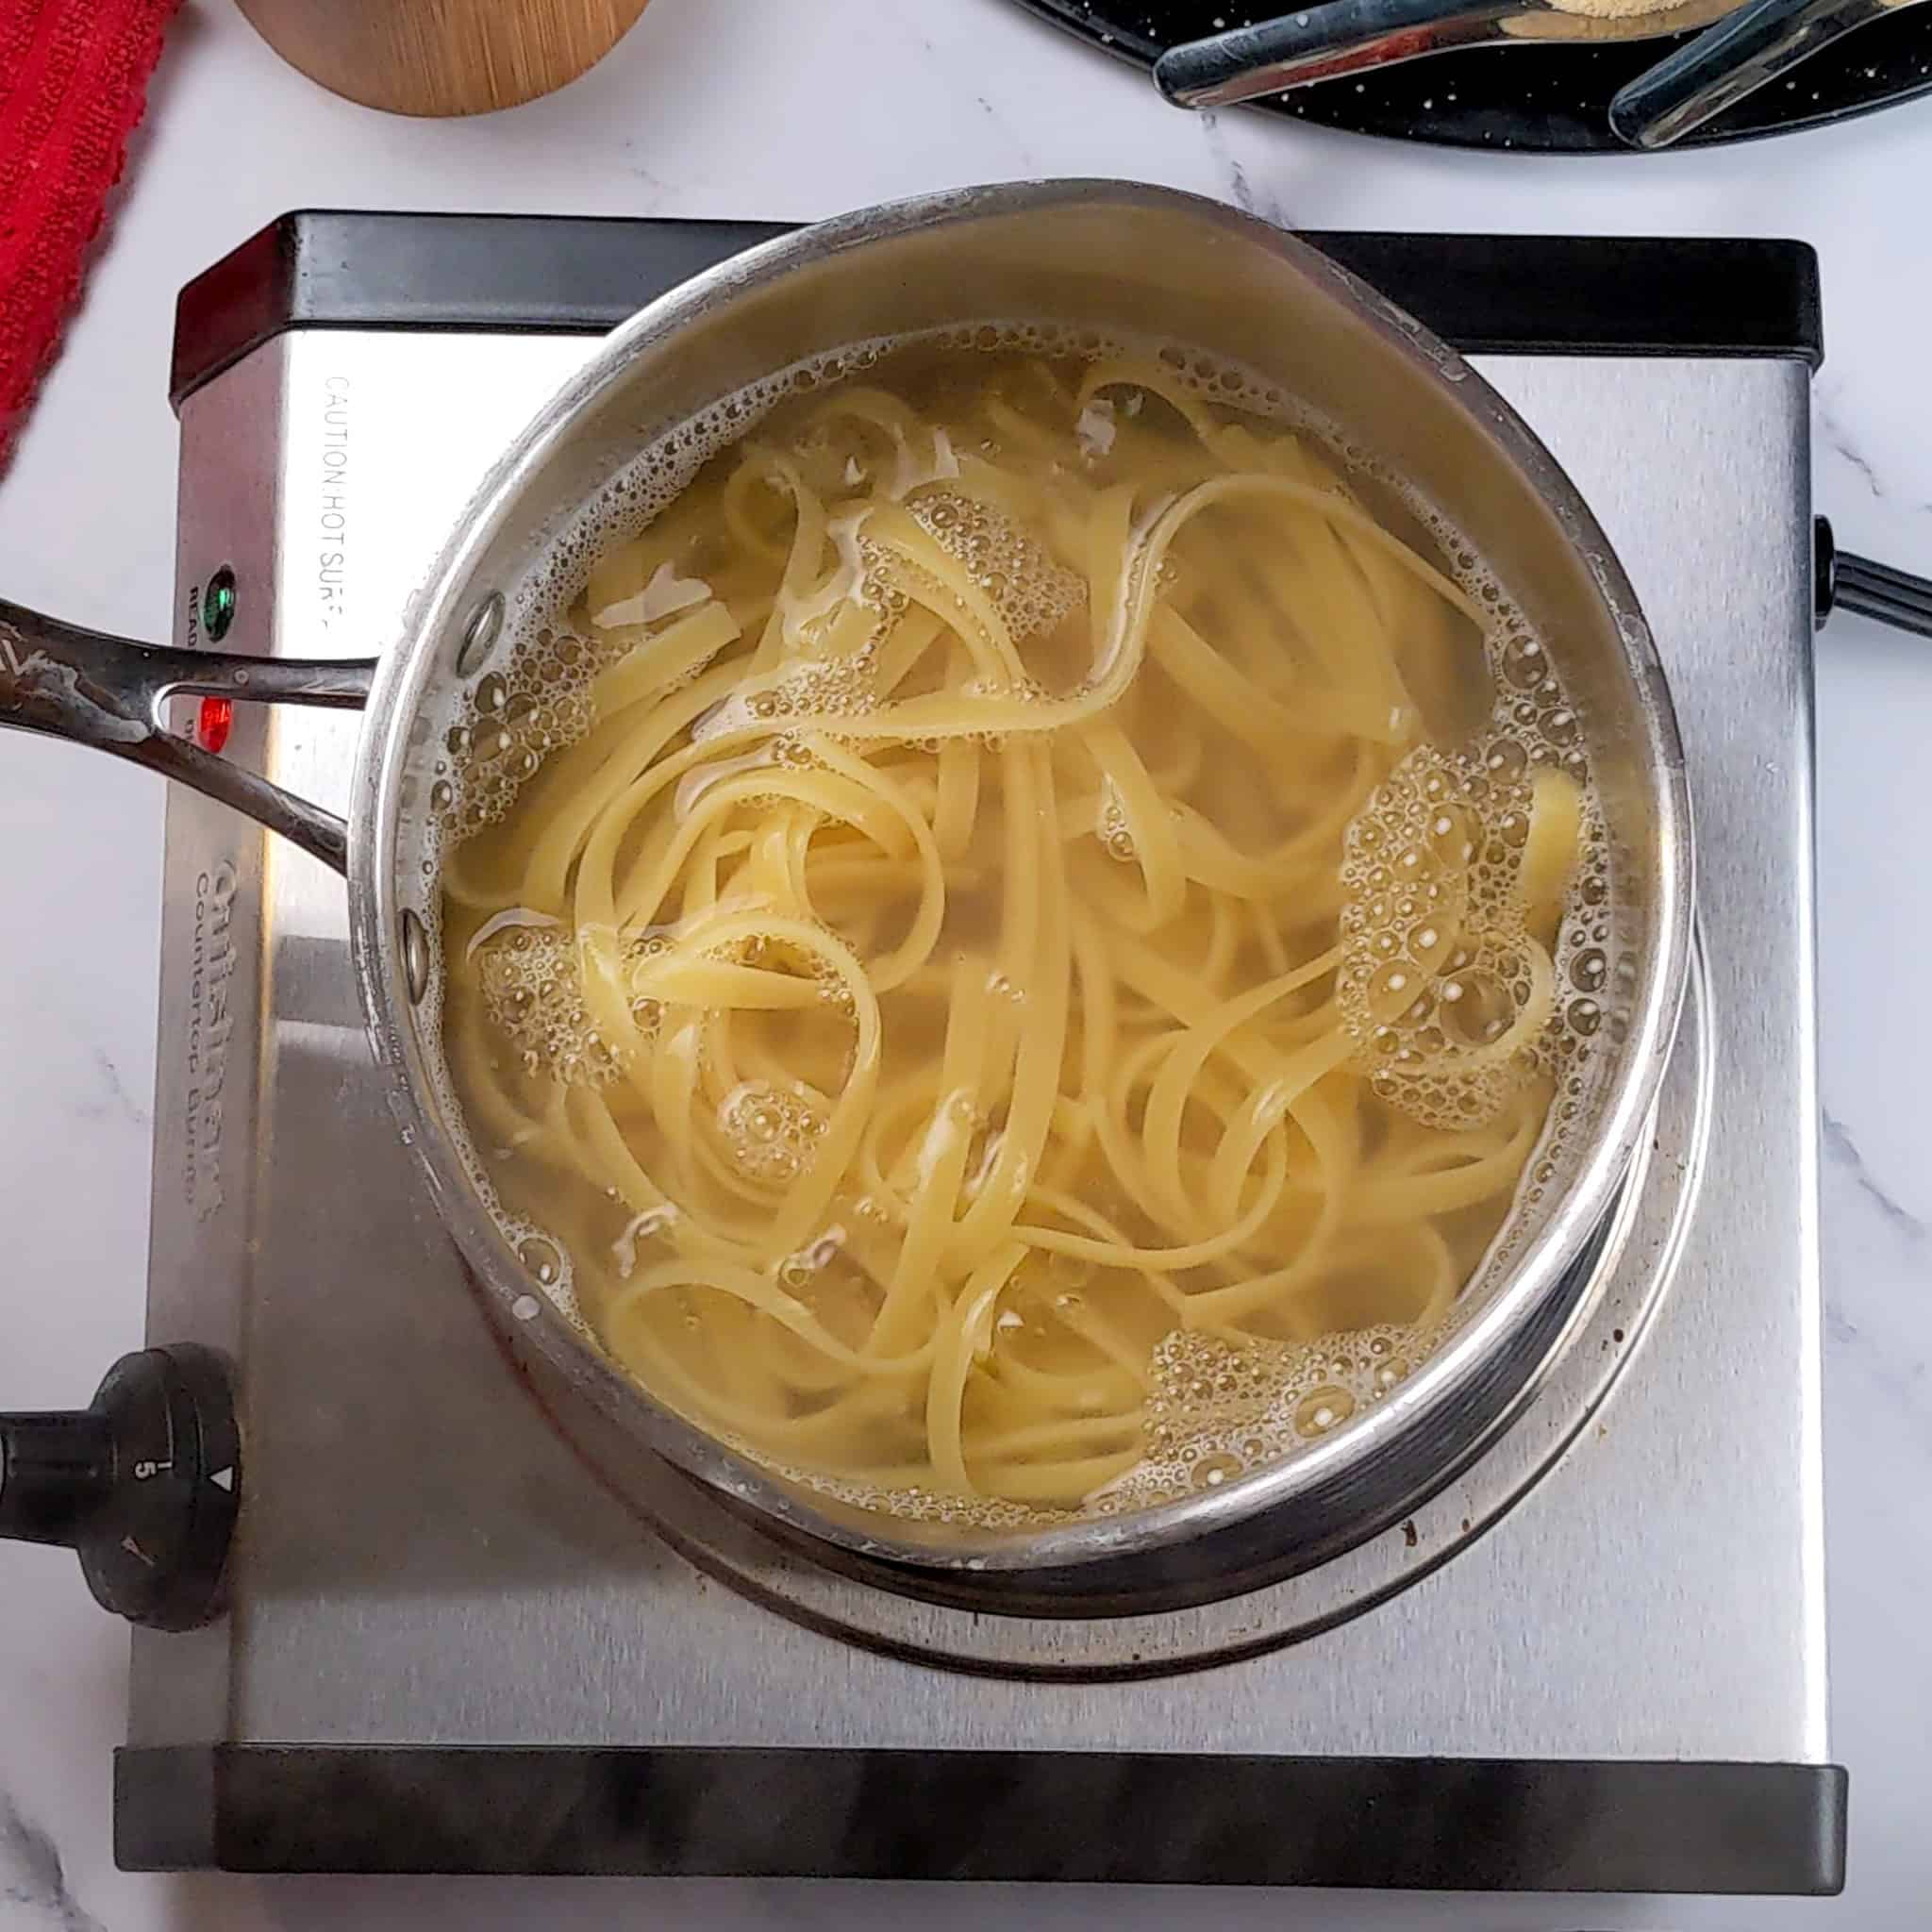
xmin=195 ymin=696 xmax=234 ymax=755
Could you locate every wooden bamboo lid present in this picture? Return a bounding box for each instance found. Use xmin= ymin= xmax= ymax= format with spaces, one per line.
xmin=236 ymin=0 xmax=654 ymax=118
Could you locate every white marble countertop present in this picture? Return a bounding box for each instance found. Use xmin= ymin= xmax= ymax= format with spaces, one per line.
xmin=2 ymin=1 xmax=1928 ymax=1926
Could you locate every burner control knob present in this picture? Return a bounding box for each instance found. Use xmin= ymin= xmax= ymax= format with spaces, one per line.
xmin=0 ymin=1344 xmax=239 ymax=1630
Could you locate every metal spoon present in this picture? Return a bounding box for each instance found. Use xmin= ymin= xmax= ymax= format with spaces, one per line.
xmin=1154 ymin=0 xmax=1741 ymax=106
xmin=1608 ymin=0 xmax=1928 ymax=146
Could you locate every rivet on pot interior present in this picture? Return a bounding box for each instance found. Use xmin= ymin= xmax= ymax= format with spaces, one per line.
xmin=457 ymin=591 xmax=505 ymax=675
xmin=402 ymin=908 xmax=432 ymax=1006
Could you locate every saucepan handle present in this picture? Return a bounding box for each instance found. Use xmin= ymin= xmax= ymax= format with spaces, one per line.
xmin=0 ymin=598 xmax=375 ymax=876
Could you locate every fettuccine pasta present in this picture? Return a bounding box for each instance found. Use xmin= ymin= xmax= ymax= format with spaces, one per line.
xmin=436 ymin=342 xmax=1603 ymax=1524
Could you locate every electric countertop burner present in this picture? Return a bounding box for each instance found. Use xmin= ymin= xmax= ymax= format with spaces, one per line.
xmin=97 ymin=217 xmax=1844 ymax=1891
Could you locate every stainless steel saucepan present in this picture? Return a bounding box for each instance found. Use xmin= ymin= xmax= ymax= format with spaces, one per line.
xmin=0 ymin=182 xmax=1693 ymax=1611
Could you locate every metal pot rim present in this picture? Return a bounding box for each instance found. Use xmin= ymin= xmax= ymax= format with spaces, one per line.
xmin=347 ymin=177 xmax=1693 ymax=1579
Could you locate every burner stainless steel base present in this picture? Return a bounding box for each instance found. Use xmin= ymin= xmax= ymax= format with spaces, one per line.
xmin=116 ymin=217 xmax=1840 ymax=1893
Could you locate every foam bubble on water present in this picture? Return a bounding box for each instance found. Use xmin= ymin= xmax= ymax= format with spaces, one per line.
xmin=1086 ymin=1326 xmax=1425 ymax=1515
xmin=1334 ymin=729 xmax=1611 ymax=1140
xmin=717 ymin=1079 xmax=827 ymax=1184
xmin=472 ymin=924 xmax=619 ymax=1090
xmin=908 ymin=489 xmax=1084 ymax=645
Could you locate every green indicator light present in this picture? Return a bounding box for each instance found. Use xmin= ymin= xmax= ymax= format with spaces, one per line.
xmin=203 ymin=566 xmax=238 ymax=642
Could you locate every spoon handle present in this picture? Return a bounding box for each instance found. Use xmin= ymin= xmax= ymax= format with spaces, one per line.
xmin=1607 ymin=0 xmax=1894 ymax=146
xmin=1154 ymin=0 xmax=1532 ymax=105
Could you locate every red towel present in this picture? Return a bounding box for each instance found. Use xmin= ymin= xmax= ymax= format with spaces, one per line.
xmin=0 ymin=0 xmax=178 ymax=460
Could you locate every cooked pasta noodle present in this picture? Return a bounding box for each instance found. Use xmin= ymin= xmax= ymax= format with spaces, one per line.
xmin=437 ymin=342 xmax=1601 ymax=1524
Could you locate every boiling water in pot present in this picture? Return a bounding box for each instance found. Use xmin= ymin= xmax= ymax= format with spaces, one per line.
xmin=408 ymin=328 xmax=1622 ymax=1531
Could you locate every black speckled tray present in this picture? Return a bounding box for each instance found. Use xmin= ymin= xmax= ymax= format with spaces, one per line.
xmin=1011 ymin=0 xmax=1932 ymax=150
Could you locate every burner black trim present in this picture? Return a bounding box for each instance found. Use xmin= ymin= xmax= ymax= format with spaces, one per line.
xmin=169 ymin=212 xmax=1824 ymax=410
xmin=116 ymin=1745 xmax=1847 ymax=1891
